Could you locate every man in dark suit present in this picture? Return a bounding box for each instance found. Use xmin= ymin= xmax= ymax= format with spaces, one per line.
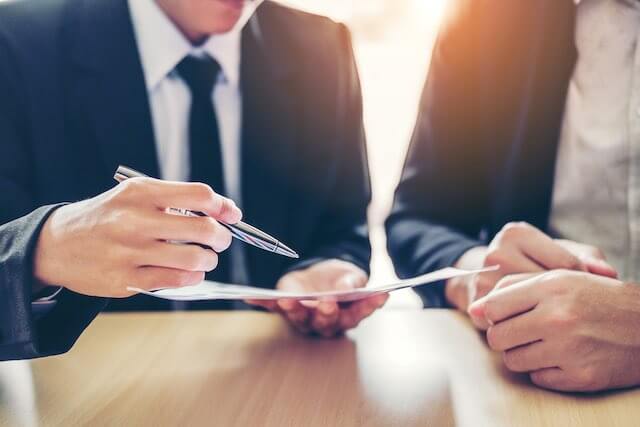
xmin=0 ymin=0 xmax=386 ymax=361
xmin=387 ymin=0 xmax=640 ymax=392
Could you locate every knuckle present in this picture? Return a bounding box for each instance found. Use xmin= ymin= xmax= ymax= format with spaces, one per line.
xmin=182 ymin=247 xmax=205 ymax=271
xmin=211 ymin=226 xmax=233 ymax=252
xmin=474 ymin=276 xmax=496 ymax=297
xmin=582 ymin=245 xmax=605 ymax=261
xmin=191 ymin=184 xmax=224 ymax=215
xmin=592 ymin=247 xmax=605 ymax=259
xmin=502 ymin=351 xmax=520 ymax=371
xmin=178 ymin=271 xmax=205 ymax=287
xmin=483 ymin=299 xmax=498 ymax=324
xmin=111 ymin=213 xmax=137 ymax=238
xmin=219 ymin=197 xmax=232 ymax=216
xmin=530 ymin=372 xmax=555 ymax=389
xmin=485 ymin=249 xmax=509 ymax=267
xmin=167 ymin=271 xmax=204 ymax=288
xmin=113 ymin=245 xmax=138 ymax=267
xmin=541 ymin=269 xmax=566 ymax=285
xmin=175 ymin=243 xmax=202 ymax=271
xmin=206 ymin=252 xmax=219 ymax=271
xmin=196 ymin=217 xmax=218 ymax=237
xmin=193 ymin=183 xmax=215 ymax=201
xmin=501 ymin=222 xmax=529 ymax=239
xmin=495 ymin=275 xmax=517 ymax=290
xmin=542 ymin=270 xmax=576 ymax=294
xmin=166 ymin=271 xmax=188 ymax=288
xmin=120 ymin=178 xmax=146 ymax=198
xmin=574 ymin=367 xmax=600 ymax=391
xmin=556 ymin=254 xmax=582 ymax=271
xmin=549 ymin=308 xmax=579 ymax=330
xmin=134 ymin=271 xmax=155 ymax=290
xmin=218 ymin=229 xmax=233 ymax=251
xmin=486 ymin=327 xmax=501 ymax=350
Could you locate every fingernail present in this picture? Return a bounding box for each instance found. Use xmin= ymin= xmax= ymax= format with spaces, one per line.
xmin=300 ymin=300 xmax=319 ymax=309
xmin=279 ymin=299 xmax=295 ymax=311
xmin=320 ymin=303 xmax=336 ymax=315
xmin=468 ymin=300 xmax=485 ymax=318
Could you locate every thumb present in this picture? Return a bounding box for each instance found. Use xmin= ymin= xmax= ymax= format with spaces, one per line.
xmin=336 ymin=272 xmax=366 ymax=291
xmin=467 ymin=298 xmax=491 ymax=330
xmin=584 ymin=257 xmax=618 ymax=279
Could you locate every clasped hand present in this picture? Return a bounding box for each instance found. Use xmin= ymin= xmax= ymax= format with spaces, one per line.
xmin=469 ymin=271 xmax=640 ymax=392
xmin=446 ymin=222 xmax=617 ymax=329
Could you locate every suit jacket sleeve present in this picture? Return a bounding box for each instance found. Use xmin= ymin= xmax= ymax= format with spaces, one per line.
xmin=0 ymin=31 xmax=107 ymax=361
xmin=385 ymin=1 xmax=487 ymax=307
xmin=288 ymin=23 xmax=372 ymax=275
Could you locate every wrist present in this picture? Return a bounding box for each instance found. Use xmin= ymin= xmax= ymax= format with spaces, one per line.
xmin=445 ymin=246 xmax=488 ymax=309
xmin=445 ymin=276 xmax=467 ymax=309
xmin=33 ymin=206 xmax=66 ymax=288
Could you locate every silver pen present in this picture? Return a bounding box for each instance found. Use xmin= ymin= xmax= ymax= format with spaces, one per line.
xmin=113 ymin=165 xmax=299 ymax=259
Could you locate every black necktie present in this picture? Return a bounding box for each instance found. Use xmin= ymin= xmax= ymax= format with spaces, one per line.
xmin=177 ymin=55 xmax=230 ymax=284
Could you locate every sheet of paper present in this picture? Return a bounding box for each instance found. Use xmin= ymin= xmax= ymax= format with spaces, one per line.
xmin=127 ymin=266 xmax=497 ymax=303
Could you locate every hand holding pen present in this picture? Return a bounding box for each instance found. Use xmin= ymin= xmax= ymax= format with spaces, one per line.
xmin=114 ymin=166 xmax=298 ymax=258
xmin=33 ymin=172 xmax=248 ymax=298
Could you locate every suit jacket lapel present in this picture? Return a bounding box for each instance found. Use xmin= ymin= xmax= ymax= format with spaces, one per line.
xmin=68 ymin=0 xmax=159 ymax=179
xmin=240 ymin=12 xmax=300 ymax=285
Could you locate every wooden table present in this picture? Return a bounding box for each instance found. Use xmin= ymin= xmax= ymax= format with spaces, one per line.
xmin=1 ymin=310 xmax=639 ymax=427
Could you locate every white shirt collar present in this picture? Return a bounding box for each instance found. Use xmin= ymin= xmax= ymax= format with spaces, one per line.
xmin=128 ymin=0 xmax=261 ymax=91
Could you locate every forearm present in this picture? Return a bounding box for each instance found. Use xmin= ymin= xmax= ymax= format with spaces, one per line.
xmin=386 ymin=215 xmax=482 ymax=307
xmin=0 ymin=205 xmax=106 ymax=360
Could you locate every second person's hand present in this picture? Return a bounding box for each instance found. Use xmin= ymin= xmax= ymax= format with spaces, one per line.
xmin=445 ymin=222 xmax=617 ymax=328
xmin=247 ymin=259 xmax=388 ymax=337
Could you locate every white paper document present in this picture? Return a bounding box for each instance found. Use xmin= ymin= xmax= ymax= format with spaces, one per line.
xmin=127 ymin=267 xmax=496 ymax=303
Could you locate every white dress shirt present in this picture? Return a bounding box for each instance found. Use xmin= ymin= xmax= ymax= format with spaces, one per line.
xmin=549 ymin=0 xmax=640 ymax=281
xmin=128 ymin=0 xmax=261 ymax=284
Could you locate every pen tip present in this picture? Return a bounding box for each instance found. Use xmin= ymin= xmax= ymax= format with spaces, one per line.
xmin=277 ymin=242 xmax=299 ymax=259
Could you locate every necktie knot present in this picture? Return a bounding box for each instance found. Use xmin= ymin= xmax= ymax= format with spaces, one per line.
xmin=176 ymin=55 xmax=221 ymax=94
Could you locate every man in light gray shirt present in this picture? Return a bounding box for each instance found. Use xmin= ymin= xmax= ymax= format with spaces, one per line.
xmin=550 ymin=0 xmax=640 ymax=282
xmin=387 ymin=0 xmax=640 ymax=392
xmin=472 ymin=0 xmax=640 ymax=392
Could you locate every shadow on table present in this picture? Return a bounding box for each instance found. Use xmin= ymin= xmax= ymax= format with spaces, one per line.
xmin=102 ymin=316 xmax=457 ymax=427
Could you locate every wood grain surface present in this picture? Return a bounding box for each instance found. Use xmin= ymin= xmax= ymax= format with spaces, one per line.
xmin=1 ymin=310 xmax=638 ymax=427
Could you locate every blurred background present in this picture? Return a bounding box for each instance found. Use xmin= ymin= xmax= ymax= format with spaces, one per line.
xmin=279 ymin=0 xmax=449 ymax=307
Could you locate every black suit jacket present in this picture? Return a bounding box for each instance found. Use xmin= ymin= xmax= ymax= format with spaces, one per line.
xmin=386 ymin=0 xmax=577 ymax=306
xmin=0 ymin=0 xmax=370 ymax=359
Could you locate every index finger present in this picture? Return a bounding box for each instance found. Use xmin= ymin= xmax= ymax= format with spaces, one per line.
xmin=516 ymin=227 xmax=585 ymax=271
xmin=125 ymin=178 xmax=242 ymax=224
xmin=468 ymin=276 xmax=541 ymax=326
